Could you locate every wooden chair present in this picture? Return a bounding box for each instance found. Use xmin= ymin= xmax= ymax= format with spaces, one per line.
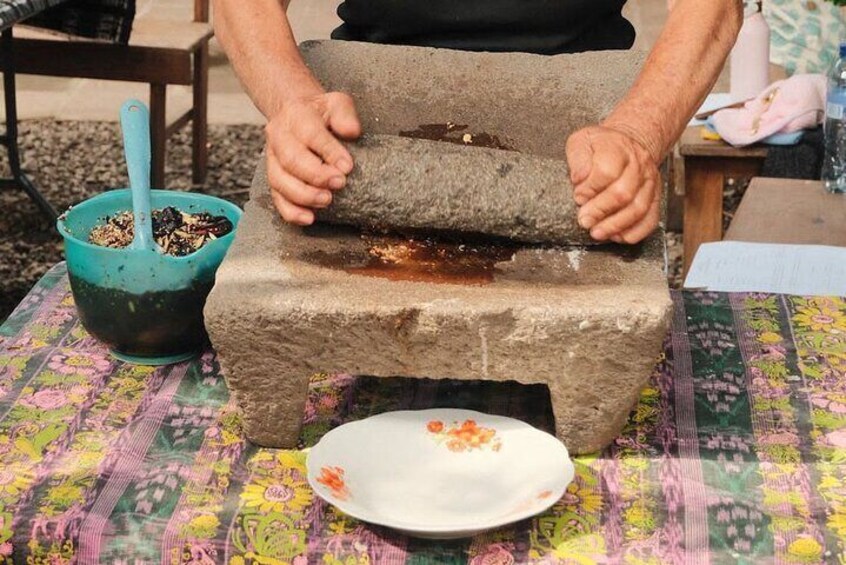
xmin=7 ymin=0 xmax=213 ymax=188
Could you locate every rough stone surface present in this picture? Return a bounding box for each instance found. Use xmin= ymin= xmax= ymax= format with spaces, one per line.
xmin=302 ymin=40 xmax=646 ymax=244
xmin=317 ymin=134 xmax=593 ymax=246
xmin=206 ymin=41 xmax=669 ymax=454
xmin=301 ymin=40 xmax=646 ymax=157
xmin=206 ymin=162 xmax=672 ymax=454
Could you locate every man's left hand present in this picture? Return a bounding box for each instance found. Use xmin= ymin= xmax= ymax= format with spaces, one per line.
xmin=565 ymin=125 xmax=661 ymax=244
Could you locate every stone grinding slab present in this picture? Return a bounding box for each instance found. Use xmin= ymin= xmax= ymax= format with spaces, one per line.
xmin=205 ymin=162 xmax=672 ymax=454
xmin=300 ymin=40 xmax=647 ymax=158
xmin=317 ymin=134 xmax=592 ymax=246
xmin=206 ymin=41 xmax=670 ymax=454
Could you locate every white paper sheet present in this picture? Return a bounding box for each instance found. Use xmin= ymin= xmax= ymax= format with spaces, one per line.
xmin=684 ymin=242 xmax=846 ymax=296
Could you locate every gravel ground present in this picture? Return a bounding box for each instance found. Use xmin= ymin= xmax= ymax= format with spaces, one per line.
xmin=0 ymin=119 xmax=748 ymax=322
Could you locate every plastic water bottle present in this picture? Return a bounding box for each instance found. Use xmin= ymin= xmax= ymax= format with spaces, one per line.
xmin=822 ymin=42 xmax=846 ymax=194
xmin=730 ymin=1 xmax=770 ymax=103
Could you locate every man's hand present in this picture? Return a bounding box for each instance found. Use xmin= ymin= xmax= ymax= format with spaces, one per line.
xmin=265 ymin=92 xmax=362 ymax=225
xmin=565 ymin=126 xmax=661 ymax=244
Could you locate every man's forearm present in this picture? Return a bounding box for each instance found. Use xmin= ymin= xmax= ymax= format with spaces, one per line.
xmin=603 ymin=0 xmax=743 ymax=162
xmin=212 ymin=0 xmax=323 ymax=118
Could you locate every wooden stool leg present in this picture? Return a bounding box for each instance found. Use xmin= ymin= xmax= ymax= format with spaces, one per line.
xmin=683 ymin=157 xmax=724 ymax=278
xmin=192 ymin=42 xmax=209 ymax=185
xmin=194 ymin=0 xmax=210 ymax=23
xmin=150 ymin=83 xmax=167 ymax=189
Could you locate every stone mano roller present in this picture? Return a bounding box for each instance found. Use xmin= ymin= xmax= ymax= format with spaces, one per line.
xmin=300 ymin=38 xmax=647 ymax=245
xmin=205 ymin=41 xmax=673 ymax=455
xmin=317 ymin=134 xmax=590 ymax=246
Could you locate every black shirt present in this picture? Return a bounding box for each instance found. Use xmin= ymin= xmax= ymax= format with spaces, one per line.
xmin=331 ymin=0 xmax=635 ymax=55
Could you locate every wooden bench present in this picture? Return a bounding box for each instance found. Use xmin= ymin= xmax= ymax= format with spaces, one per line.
xmin=725 ymin=177 xmax=846 ymax=246
xmin=5 ymin=0 xmax=212 ymax=189
xmin=679 ymin=126 xmax=769 ymax=275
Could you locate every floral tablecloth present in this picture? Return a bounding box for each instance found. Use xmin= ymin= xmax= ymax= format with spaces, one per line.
xmin=0 ymin=263 xmax=844 ymax=565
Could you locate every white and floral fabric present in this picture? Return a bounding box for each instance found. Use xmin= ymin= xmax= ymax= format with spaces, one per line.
xmin=765 ymin=0 xmax=846 ymax=74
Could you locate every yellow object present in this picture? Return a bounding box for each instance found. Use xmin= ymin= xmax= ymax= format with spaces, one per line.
xmin=700 ymin=127 xmax=722 ymax=141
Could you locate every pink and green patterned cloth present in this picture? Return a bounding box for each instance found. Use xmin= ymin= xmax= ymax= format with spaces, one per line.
xmin=0 ymin=262 xmax=844 ymax=564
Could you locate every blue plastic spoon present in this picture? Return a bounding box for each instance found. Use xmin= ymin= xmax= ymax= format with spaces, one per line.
xmin=120 ymin=99 xmax=157 ymax=252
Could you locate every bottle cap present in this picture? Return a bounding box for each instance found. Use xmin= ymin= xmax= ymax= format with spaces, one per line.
xmin=742 ymin=0 xmax=757 ymax=17
xmin=743 ymin=0 xmax=763 ymax=18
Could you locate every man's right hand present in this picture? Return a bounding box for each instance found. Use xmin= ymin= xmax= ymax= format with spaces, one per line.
xmin=265 ymin=91 xmax=362 ymax=225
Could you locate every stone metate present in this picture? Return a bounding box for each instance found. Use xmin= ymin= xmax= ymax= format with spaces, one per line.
xmin=205 ymin=41 xmax=670 ymax=454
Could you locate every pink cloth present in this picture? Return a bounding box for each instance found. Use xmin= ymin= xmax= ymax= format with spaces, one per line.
xmin=712 ymin=74 xmax=826 ymax=146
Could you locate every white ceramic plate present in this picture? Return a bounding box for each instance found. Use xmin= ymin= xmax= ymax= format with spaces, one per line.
xmin=306 ymin=408 xmax=574 ymax=539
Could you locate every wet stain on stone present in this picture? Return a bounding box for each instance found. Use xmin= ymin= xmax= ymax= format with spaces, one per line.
xmin=304 ymin=231 xmax=517 ymax=285
xmin=398 ymin=123 xmax=514 ymax=151
xmin=618 ymin=242 xmax=645 ymax=263
xmin=296 ymin=225 xmax=656 ymax=288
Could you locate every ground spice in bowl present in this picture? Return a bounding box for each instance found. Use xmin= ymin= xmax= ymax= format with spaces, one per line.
xmin=89 ymin=206 xmax=233 ymax=256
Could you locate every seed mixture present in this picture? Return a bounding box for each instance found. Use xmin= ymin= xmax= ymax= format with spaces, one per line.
xmin=89 ymin=207 xmax=233 ymax=256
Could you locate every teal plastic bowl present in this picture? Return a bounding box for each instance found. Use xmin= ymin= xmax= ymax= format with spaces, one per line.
xmin=57 ymin=189 xmax=243 ymax=365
